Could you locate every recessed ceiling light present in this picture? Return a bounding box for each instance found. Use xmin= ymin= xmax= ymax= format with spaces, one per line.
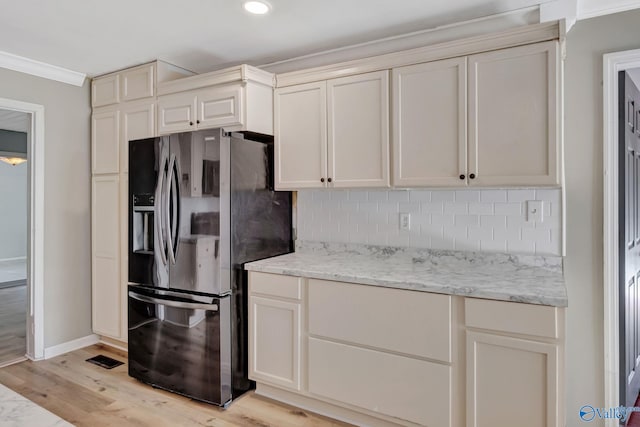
xmin=243 ymin=1 xmax=271 ymax=14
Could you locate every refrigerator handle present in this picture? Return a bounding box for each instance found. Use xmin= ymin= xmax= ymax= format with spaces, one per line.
xmin=155 ymin=155 xmax=169 ymax=266
xmin=166 ymin=154 xmax=180 ymax=264
xmin=172 ymin=155 xmax=182 ymax=261
xmin=129 ymin=290 xmax=218 ymax=311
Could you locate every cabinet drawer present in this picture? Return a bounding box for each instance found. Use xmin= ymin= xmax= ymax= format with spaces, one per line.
xmin=309 ymin=337 xmax=451 ymax=427
xmin=465 ymin=298 xmax=559 ymax=339
xmin=249 ymin=272 xmax=302 ymax=300
xmin=309 ymin=279 xmax=451 ymax=361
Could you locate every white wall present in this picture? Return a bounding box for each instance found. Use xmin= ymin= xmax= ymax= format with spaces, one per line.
xmin=297 ymin=188 xmax=562 ymax=255
xmin=0 ymin=67 xmax=91 ymax=348
xmin=0 ymin=162 xmax=27 ymax=260
xmin=564 ymin=9 xmax=640 ymax=426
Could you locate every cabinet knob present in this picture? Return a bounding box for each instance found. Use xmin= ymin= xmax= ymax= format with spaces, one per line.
xmin=196 ymin=120 xmax=200 ymax=124
xmin=459 ymin=174 xmax=465 ymax=180
xmin=189 ymin=121 xmax=194 ymax=126
xmin=469 ymin=173 xmax=476 ymax=179
xmin=320 ymin=178 xmax=325 ymax=183
xmin=327 ymin=177 xmax=332 ymax=183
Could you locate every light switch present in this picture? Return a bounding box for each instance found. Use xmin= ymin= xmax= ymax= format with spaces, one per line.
xmin=526 ymin=200 xmax=544 ymax=222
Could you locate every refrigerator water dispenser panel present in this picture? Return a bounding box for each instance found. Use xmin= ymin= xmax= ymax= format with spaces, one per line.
xmin=132 ymin=193 xmax=155 ymax=254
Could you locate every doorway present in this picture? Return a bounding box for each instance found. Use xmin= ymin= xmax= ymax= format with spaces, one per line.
xmin=604 ymin=49 xmax=640 ymax=427
xmin=0 ymin=111 xmax=29 ymax=366
xmin=0 ymin=97 xmax=45 ymax=363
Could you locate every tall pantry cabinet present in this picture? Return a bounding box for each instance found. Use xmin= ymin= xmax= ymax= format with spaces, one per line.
xmin=90 ymin=61 xmax=193 ymax=344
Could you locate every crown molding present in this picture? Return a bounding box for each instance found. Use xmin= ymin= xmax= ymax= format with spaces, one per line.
xmin=578 ymin=0 xmax=640 ymax=20
xmin=0 ymin=51 xmax=86 ymax=87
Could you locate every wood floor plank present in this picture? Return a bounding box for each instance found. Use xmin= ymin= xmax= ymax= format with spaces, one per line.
xmin=0 ymin=344 xmax=352 ymax=427
xmin=0 ymin=285 xmax=27 ymax=364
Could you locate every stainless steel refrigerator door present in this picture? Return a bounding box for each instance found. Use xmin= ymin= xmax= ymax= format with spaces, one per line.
xmin=168 ymin=130 xmax=229 ymax=295
xmin=127 ymin=286 xmax=231 ymax=406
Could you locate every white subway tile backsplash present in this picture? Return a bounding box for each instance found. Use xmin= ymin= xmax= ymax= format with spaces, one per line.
xmin=296 ymin=188 xmax=562 ymax=256
xmin=455 ymin=215 xmax=480 ymax=227
xmin=507 ymin=189 xmax=536 ymax=202
xmin=431 ymin=191 xmax=455 ymax=202
xmin=480 ymin=190 xmax=508 ymax=203
xmin=410 ymin=191 xmax=432 ymax=202
xmin=444 ymin=202 xmax=468 ymax=215
xmin=469 ymin=202 xmax=494 ymax=215
xmin=421 ymin=202 xmax=444 ymax=214
xmin=455 ymin=190 xmax=481 ymax=202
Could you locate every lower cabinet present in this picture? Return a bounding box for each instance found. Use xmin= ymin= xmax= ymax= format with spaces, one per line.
xmin=248 ymin=295 xmax=301 ymax=391
xmin=91 ymin=175 xmax=121 ymax=339
xmin=247 ymin=271 xmax=565 ymax=427
xmin=308 ymin=337 xmax=451 ymax=427
xmin=466 ymin=332 xmax=558 ymax=427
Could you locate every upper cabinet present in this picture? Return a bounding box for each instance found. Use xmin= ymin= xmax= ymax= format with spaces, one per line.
xmin=157 ymin=65 xmax=274 ymax=136
xmin=121 ymin=64 xmax=155 ymax=102
xmin=273 ymin=22 xmax=563 ymax=189
xmin=274 ymin=82 xmax=327 ymax=189
xmin=274 ymin=71 xmax=390 ymax=190
xmin=392 ymin=57 xmax=467 ymax=187
xmin=468 ymin=41 xmax=559 ymax=187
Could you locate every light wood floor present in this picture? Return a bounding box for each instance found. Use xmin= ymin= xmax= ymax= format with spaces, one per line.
xmin=0 ymin=285 xmax=26 ymax=365
xmin=0 ymin=345 xmax=352 ymax=427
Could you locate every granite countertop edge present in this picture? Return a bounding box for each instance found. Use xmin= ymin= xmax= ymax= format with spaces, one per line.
xmin=245 ymin=241 xmax=568 ymax=308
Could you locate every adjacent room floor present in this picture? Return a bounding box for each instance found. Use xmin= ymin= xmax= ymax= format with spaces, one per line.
xmin=0 ymin=345 xmax=351 ymax=427
xmin=0 ymin=259 xmax=27 ymax=366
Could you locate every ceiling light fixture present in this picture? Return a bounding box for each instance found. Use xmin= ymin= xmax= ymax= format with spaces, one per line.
xmin=243 ymin=1 xmax=271 ymax=15
xmin=0 ymin=156 xmax=26 ymax=166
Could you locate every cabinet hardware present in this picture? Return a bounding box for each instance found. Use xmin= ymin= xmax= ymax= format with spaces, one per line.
xmin=459 ymin=174 xmax=465 ymax=180
xmin=320 ymin=178 xmax=325 ymax=183
xmin=327 ymin=178 xmax=332 ymax=183
xmin=189 ymin=121 xmax=194 ymax=126
xmin=197 ymin=120 xmax=200 ymax=124
xmin=469 ymin=173 xmax=476 ymax=179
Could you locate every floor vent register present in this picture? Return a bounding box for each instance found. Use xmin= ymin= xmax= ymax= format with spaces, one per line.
xmin=86 ymin=355 xmax=124 ymax=369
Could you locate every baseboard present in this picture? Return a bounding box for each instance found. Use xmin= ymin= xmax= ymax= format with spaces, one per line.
xmin=98 ymin=336 xmax=128 ymax=353
xmin=43 ymin=334 xmax=100 ymax=359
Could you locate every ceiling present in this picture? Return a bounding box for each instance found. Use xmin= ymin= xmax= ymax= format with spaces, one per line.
xmin=0 ymin=109 xmax=29 ymax=133
xmin=0 ymin=0 xmax=554 ymax=77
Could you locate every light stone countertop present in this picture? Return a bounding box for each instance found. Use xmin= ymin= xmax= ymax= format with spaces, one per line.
xmin=0 ymin=383 xmax=73 ymax=427
xmin=245 ymin=241 xmax=567 ymax=307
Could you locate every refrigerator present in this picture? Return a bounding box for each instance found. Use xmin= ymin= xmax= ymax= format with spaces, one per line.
xmin=127 ymin=128 xmax=292 ymax=406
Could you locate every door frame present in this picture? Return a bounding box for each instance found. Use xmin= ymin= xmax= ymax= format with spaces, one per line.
xmin=603 ymin=48 xmax=640 ymax=424
xmin=0 ymin=97 xmax=45 ymax=360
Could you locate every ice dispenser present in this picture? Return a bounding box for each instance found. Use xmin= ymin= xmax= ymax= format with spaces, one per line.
xmin=132 ymin=193 xmax=155 ymax=254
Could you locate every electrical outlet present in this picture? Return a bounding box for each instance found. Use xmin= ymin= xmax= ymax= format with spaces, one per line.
xmin=399 ymin=213 xmax=411 ymax=230
xmin=526 ymin=200 xmax=544 ymax=222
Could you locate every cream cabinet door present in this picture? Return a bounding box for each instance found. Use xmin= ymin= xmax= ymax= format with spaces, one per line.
xmin=119 ymin=173 xmax=129 ymax=341
xmin=92 ymin=75 xmax=119 ymax=107
xmin=92 ymin=175 xmax=121 ymax=339
xmin=274 ymin=82 xmax=328 ymax=189
xmin=466 ymin=331 xmax=559 ymax=427
xmin=248 ymin=295 xmax=301 ymax=391
xmin=392 ymin=58 xmax=467 ymax=187
xmin=121 ymin=64 xmax=155 ymax=102
xmin=120 ymin=101 xmax=155 ymax=173
xmin=327 ymin=71 xmax=390 ymax=188
xmin=197 ymin=85 xmax=243 ymax=130
xmin=158 ymin=91 xmax=197 ymax=135
xmin=468 ymin=41 xmax=559 ymax=186
xmin=92 ymin=110 xmax=120 ymax=174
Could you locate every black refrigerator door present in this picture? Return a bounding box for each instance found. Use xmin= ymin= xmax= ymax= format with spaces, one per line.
xmin=127 ymin=285 xmax=231 ymax=406
xmin=167 ymin=130 xmax=228 ymax=295
xmin=129 ymin=136 xmax=170 ymax=288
